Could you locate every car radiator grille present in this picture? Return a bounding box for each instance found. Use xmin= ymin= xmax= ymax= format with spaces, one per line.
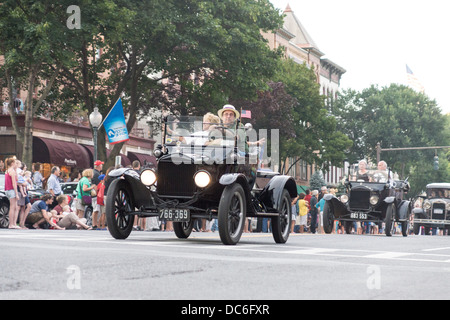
xmin=157 ymin=162 xmax=196 ymax=197
xmin=349 ymin=190 xmax=370 ymax=210
xmin=431 ymin=203 xmax=446 ymax=221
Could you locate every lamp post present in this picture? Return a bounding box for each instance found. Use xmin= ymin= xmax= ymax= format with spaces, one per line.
xmin=89 ymin=107 xmax=103 ymax=165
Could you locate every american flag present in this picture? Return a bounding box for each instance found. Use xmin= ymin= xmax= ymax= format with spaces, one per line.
xmin=406 ymin=65 xmax=425 ymax=93
xmin=241 ymin=109 xmax=251 ymax=119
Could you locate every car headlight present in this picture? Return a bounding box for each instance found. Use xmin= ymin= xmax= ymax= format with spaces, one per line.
xmin=446 ymin=202 xmax=450 ymax=211
xmin=370 ymin=195 xmax=379 ymax=205
xmin=194 ymin=170 xmax=211 ymax=188
xmin=340 ymin=195 xmax=349 ymax=203
xmin=154 ymin=148 xmax=163 ymax=158
xmin=423 ymin=200 xmax=431 ymax=210
xmin=140 ymin=169 xmax=157 ymax=186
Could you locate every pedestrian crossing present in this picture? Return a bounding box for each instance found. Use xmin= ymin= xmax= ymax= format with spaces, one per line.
xmin=1 ymin=230 xmax=450 ymax=264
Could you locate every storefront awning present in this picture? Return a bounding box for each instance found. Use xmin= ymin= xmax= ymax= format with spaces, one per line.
xmin=81 ymin=145 xmax=131 ymax=168
xmin=33 ymin=137 xmax=91 ymax=168
xmin=127 ymin=151 xmax=156 ymax=168
xmin=297 ymin=185 xmax=309 ymax=194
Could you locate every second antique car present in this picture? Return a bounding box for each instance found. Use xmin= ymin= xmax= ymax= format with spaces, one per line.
xmin=412 ymin=183 xmax=450 ymax=235
xmin=105 ymin=115 xmax=297 ymax=245
xmin=322 ymin=163 xmax=412 ymax=236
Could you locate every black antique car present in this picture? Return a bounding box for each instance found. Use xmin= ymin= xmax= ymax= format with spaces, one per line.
xmin=322 ymin=163 xmax=412 ymax=236
xmin=105 ymin=115 xmax=297 ymax=245
xmin=412 ymin=183 xmax=450 ymax=235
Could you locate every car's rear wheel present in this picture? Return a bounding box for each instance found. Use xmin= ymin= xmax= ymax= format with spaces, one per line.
xmin=385 ymin=204 xmax=396 ymax=237
xmin=105 ymin=179 xmax=135 ymax=239
xmin=272 ymin=189 xmax=291 ymax=243
xmin=173 ymin=220 xmax=194 ymax=239
xmin=218 ymin=183 xmax=246 ymax=245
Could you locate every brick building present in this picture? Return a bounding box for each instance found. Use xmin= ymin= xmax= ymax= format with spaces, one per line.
xmin=262 ymin=4 xmax=347 ymax=189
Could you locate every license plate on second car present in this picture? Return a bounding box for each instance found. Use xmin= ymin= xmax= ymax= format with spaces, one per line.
xmin=350 ymin=212 xmax=368 ymax=220
xmin=159 ymin=208 xmax=190 ymax=222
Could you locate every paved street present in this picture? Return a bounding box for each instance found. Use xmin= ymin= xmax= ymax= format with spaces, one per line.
xmin=1 ymin=229 xmax=449 ymax=301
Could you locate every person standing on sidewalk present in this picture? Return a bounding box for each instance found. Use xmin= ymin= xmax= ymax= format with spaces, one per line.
xmin=309 ymin=190 xmax=319 ymax=234
xmin=91 ymin=160 xmax=103 ymax=229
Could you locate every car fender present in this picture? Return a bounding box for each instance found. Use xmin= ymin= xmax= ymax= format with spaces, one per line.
xmin=323 ymin=193 xmax=349 ymax=217
xmin=384 ymin=196 xmax=396 ymax=204
xmin=107 ymin=171 xmax=154 ymax=210
xmin=109 ymin=168 xmax=140 ymax=179
xmin=412 ymin=207 xmax=425 ymax=218
xmin=258 ymin=175 xmax=297 ymax=210
xmin=219 ymin=173 xmax=245 ymax=186
xmin=397 ymin=200 xmax=411 ymax=221
xmin=219 ymin=173 xmax=253 ymax=213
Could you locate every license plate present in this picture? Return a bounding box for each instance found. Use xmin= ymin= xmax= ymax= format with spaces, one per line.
xmin=159 ymin=208 xmax=190 ymax=222
xmin=350 ymin=212 xmax=368 ymax=220
xmin=434 ymin=209 xmax=443 ymax=214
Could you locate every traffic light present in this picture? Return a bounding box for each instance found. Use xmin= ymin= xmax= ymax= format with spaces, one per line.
xmin=433 ymin=156 xmax=439 ymax=170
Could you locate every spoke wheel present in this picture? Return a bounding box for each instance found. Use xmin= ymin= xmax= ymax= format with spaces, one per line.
xmin=322 ymin=201 xmax=334 ymax=234
xmin=106 ymin=180 xmax=134 ymax=239
xmin=218 ymin=183 xmax=246 ymax=245
xmin=0 ymin=201 xmax=9 ymax=229
xmin=385 ymin=204 xmax=396 ymax=237
xmin=272 ymin=189 xmax=291 ymax=243
xmin=173 ymin=220 xmax=194 ymax=239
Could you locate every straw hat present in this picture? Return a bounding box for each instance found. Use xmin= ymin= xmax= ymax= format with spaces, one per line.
xmin=217 ymin=104 xmax=240 ymax=120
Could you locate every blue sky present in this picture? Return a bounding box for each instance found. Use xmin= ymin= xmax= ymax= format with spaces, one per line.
xmin=269 ymin=0 xmax=450 ymax=114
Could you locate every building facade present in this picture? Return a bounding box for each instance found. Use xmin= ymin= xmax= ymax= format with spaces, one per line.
xmin=262 ymin=4 xmax=346 ymax=188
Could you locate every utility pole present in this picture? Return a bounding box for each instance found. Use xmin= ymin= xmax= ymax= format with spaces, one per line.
xmin=376 ymin=142 xmax=450 ymax=163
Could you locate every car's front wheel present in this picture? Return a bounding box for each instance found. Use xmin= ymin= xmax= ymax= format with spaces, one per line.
xmin=322 ymin=201 xmax=334 ymax=234
xmin=218 ymin=183 xmax=246 ymax=245
xmin=105 ymin=179 xmax=135 ymax=240
xmin=385 ymin=203 xmax=396 ymax=237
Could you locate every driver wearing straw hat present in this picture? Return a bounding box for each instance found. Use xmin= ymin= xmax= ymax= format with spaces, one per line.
xmin=217 ymin=104 xmax=240 ymax=128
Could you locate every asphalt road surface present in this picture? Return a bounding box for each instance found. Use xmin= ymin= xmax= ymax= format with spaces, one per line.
xmin=1 ymin=229 xmax=449 ymax=301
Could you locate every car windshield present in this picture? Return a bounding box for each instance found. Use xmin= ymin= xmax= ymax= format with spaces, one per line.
xmin=349 ymin=163 xmax=391 ymax=183
xmin=163 ymin=115 xmax=248 ymax=154
xmin=427 ymin=188 xmax=450 ymax=199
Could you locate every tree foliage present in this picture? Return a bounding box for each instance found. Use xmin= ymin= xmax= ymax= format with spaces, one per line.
xmin=334 ymin=84 xmax=450 ymax=195
xmin=1 ymin=0 xmax=285 ymax=168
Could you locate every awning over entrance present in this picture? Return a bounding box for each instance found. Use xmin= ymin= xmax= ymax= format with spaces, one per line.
xmin=33 ymin=137 xmax=91 ymax=168
xmin=81 ymin=145 xmax=131 ymax=168
xmin=297 ymin=185 xmax=309 ymax=194
xmin=127 ymin=151 xmax=156 ymax=167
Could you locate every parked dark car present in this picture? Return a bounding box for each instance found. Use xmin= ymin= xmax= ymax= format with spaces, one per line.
xmin=412 ymin=183 xmax=450 ymax=235
xmin=0 ymin=189 xmax=9 ymax=228
xmin=0 ymin=173 xmax=10 ymax=228
xmin=322 ymin=164 xmax=412 ymax=236
xmin=105 ymin=115 xmax=297 ymax=245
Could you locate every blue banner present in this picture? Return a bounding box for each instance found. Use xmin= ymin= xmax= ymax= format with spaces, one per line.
xmin=102 ymin=98 xmax=130 ymax=145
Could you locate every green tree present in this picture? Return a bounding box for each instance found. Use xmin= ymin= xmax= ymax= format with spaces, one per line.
xmin=334 ymin=84 xmax=450 ymax=195
xmin=274 ymin=59 xmax=351 ymax=172
xmin=309 ymin=171 xmax=325 ymax=191
xmin=52 ymin=0 xmax=284 ymax=167
xmin=0 ymin=1 xmax=72 ymax=167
